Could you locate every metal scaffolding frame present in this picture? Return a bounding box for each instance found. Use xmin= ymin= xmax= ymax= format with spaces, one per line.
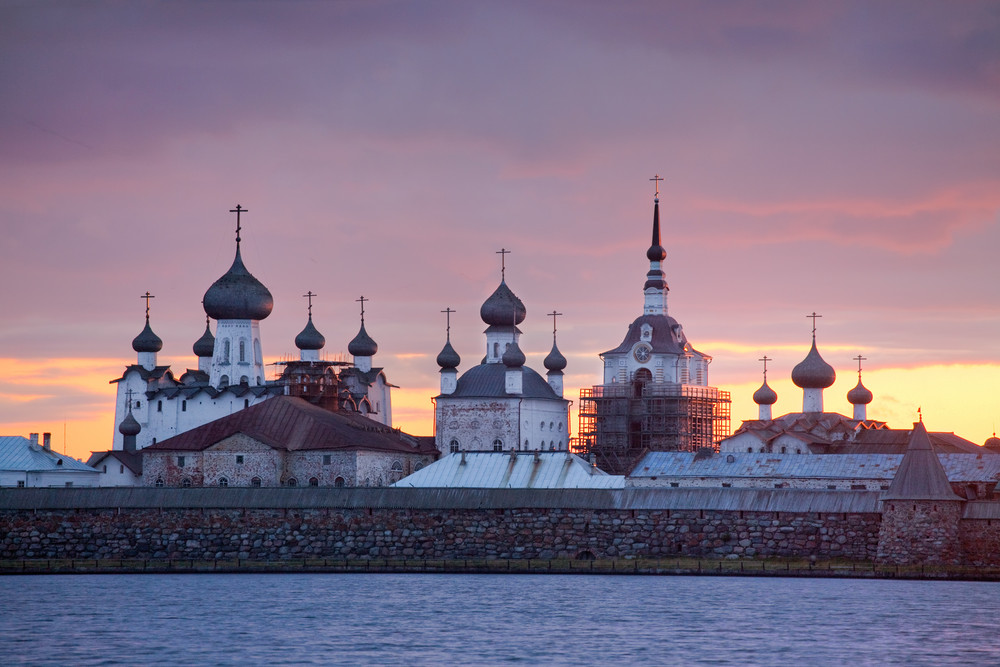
xmin=575 ymin=382 xmax=731 ymax=476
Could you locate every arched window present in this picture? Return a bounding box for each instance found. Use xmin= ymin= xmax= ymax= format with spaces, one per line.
xmin=157 ymin=400 xmax=162 ymax=412
xmin=524 ymin=440 xmax=529 ymax=448
xmin=220 ymin=375 xmax=229 ymax=387
xmin=493 ymin=342 xmax=499 ymax=357
xmin=549 ymin=422 xmax=554 ymax=430
xmin=414 ymin=462 xmax=424 ymax=471
xmin=391 ymin=461 xmax=403 ymax=472
xmin=239 ymin=340 xmax=246 ymax=362
xmin=781 ymin=446 xmax=787 ymax=454
xmin=182 ymin=478 xmax=192 ymax=488
xmin=286 ymin=477 xmax=297 ymax=487
xmin=182 ymin=400 xmax=187 ymax=412
xmin=334 ymin=477 xmax=346 ymax=487
xmin=219 ymin=477 xmax=228 ymax=487
xmin=449 ymin=439 xmax=459 ymax=453
xmin=244 ymin=399 xmax=249 ymax=409
xmin=155 ymin=478 xmax=164 ymax=488
xmin=251 ymin=477 xmax=261 ymax=487
xmin=493 ymin=438 xmax=503 ymax=451
xmin=223 ymin=339 xmax=231 ymax=362
xmin=309 ymin=477 xmax=319 ymax=487
xmin=747 ymin=447 xmax=753 ymax=453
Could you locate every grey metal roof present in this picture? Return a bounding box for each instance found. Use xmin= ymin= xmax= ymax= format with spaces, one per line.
xmin=0 ymin=436 xmax=97 ymax=473
xmin=791 ymin=338 xmax=836 ymax=389
xmin=203 ymin=246 xmax=273 ymax=321
xmin=392 ymin=452 xmax=625 ymax=489
xmin=0 ymin=486 xmax=882 ymax=513
xmin=602 ymin=314 xmax=690 ymax=356
xmin=447 ymin=362 xmax=564 ymax=401
xmin=882 ymin=422 xmax=962 ymax=500
xmin=631 ymin=451 xmax=1000 ymax=483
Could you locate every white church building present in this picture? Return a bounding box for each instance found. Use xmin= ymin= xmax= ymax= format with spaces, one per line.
xmin=109 ymin=206 xmax=393 ymax=453
xmin=433 ymin=255 xmax=570 ymax=454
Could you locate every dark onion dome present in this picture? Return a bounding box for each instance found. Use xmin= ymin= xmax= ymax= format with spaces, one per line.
xmin=132 ymin=319 xmax=163 ymax=353
xmin=985 ymin=435 xmax=1000 ymax=451
xmin=294 ymin=315 xmax=326 ymax=351
xmin=192 ymin=321 xmax=215 ymax=357
xmin=480 ymin=281 xmax=526 ymax=326
xmin=348 ymin=323 xmax=378 ymax=357
xmin=847 ymin=379 xmax=873 ymax=405
xmin=646 ymin=198 xmax=667 ymax=262
xmin=544 ymin=341 xmax=567 ymax=372
xmin=502 ymin=341 xmax=526 ymax=368
xmin=753 ymin=380 xmax=778 ymax=405
xmin=436 ymin=340 xmax=460 ymax=369
xmin=203 ymin=247 xmax=273 ymax=321
xmin=118 ymin=410 xmax=141 ymax=436
xmin=791 ymin=340 xmax=836 ymax=389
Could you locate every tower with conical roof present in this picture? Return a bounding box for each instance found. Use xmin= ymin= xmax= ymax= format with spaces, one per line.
xmin=577 ymin=179 xmax=731 ymax=474
xmin=434 ymin=249 xmax=570 ymax=454
xmin=203 ymin=205 xmax=273 ymax=388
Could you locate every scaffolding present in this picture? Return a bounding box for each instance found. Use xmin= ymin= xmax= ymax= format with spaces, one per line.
xmin=575 ymin=382 xmax=731 ymax=476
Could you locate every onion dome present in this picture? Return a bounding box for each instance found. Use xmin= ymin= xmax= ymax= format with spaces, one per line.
xmin=847 ymin=379 xmax=873 ymax=405
xmin=544 ymin=341 xmax=567 ymax=372
xmin=192 ymin=320 xmax=215 ymax=358
xmin=480 ymin=281 xmax=526 ymax=326
xmin=753 ymin=381 xmax=778 ymax=405
xmin=295 ymin=315 xmax=326 ymax=351
xmin=118 ymin=410 xmax=141 ymax=436
xmin=132 ymin=319 xmax=163 ymax=353
xmin=791 ymin=340 xmax=836 ymax=389
xmin=985 ymin=435 xmax=1000 ymax=451
xmin=348 ymin=323 xmax=378 ymax=357
xmin=203 ymin=247 xmax=273 ymax=321
xmin=436 ymin=340 xmax=461 ymax=369
xmin=502 ymin=341 xmax=525 ymax=368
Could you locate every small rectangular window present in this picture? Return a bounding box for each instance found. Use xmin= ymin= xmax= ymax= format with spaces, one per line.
xmin=17 ymin=480 xmax=25 ymax=488
xmin=120 ymin=464 xmax=124 ymax=474
xmin=236 ymin=455 xmax=244 ymax=464
xmin=669 ymin=482 xmax=679 ymax=488
xmin=157 ymin=400 xmax=162 ymax=412
xmin=851 ymin=484 xmax=867 ymax=490
xmin=182 ymin=400 xmax=187 ymax=412
xmin=323 ymin=455 xmax=331 ymax=465
xmin=721 ymin=483 xmax=732 ymax=488
xmin=177 ymin=456 xmax=185 ymax=467
xmin=65 ymin=482 xmax=73 ymax=487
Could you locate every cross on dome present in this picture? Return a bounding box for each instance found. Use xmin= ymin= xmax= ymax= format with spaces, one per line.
xmin=854 ymin=354 xmax=867 ymax=378
xmin=548 ymin=310 xmax=563 ymax=341
xmin=806 ymin=312 xmax=822 ymax=338
xmin=356 ymin=295 xmax=368 ymax=324
xmin=758 ymin=355 xmax=772 ymax=381
xmin=303 ymin=290 xmax=317 ymax=316
xmin=441 ymin=307 xmax=455 ymax=338
xmin=496 ymin=248 xmax=511 ymax=281
xmin=229 ymin=204 xmax=247 ymax=246
xmin=140 ymin=291 xmax=155 ymax=319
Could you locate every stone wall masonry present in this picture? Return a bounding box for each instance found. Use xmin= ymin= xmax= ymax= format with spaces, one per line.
xmin=0 ymin=506 xmax=881 ymax=562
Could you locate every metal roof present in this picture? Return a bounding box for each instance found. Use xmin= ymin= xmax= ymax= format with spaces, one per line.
xmin=392 ymin=452 xmax=625 ymax=489
xmin=631 ymin=451 xmax=1000 ymax=483
xmin=882 ymin=422 xmax=963 ymax=500
xmin=447 ymin=363 xmax=564 ymax=401
xmin=0 ymin=486 xmax=881 ymax=513
xmin=0 ymin=436 xmax=97 ymax=473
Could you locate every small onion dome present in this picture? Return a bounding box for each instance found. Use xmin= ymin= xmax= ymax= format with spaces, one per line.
xmin=480 ymin=281 xmax=526 ymax=326
xmin=192 ymin=321 xmax=215 ymax=358
xmin=294 ymin=316 xmax=326 ymax=351
xmin=502 ymin=341 xmax=526 ymax=368
xmin=791 ymin=340 xmax=836 ymax=389
xmin=118 ymin=410 xmax=141 ymax=436
xmin=753 ymin=381 xmax=778 ymax=405
xmin=544 ymin=341 xmax=567 ymax=372
xmin=132 ymin=319 xmax=163 ymax=353
xmin=847 ymin=379 xmax=873 ymax=405
xmin=436 ymin=340 xmax=460 ymax=369
xmin=203 ymin=248 xmax=274 ymax=321
xmin=348 ymin=323 xmax=378 ymax=357
xmin=984 ymin=436 xmax=1000 ymax=451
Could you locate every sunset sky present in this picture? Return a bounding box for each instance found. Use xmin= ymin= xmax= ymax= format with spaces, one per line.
xmin=1 ymin=1 xmax=998 ymax=462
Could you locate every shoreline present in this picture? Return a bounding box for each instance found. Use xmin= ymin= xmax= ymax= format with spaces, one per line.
xmin=4 ymin=557 xmax=1000 ymax=581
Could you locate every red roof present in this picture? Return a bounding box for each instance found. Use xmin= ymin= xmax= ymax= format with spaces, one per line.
xmin=145 ymin=396 xmax=436 ymax=455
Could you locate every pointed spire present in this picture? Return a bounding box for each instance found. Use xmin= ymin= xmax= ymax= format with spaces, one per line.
xmin=642 ymin=177 xmax=669 ymax=315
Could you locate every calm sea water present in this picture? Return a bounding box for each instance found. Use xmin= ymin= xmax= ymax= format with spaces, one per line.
xmin=1 ymin=573 xmax=997 ymax=665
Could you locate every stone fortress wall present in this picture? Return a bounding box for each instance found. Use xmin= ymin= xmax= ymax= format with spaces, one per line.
xmin=3 ymin=488 xmax=997 ymax=566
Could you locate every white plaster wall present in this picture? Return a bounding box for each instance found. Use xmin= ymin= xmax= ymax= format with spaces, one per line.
xmin=628 ymin=476 xmax=891 ymax=491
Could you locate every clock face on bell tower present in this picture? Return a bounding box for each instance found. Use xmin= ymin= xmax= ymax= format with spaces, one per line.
xmin=633 ymin=343 xmax=652 ymax=363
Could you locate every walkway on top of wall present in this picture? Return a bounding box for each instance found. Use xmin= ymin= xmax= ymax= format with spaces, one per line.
xmin=0 ymin=487 xmax=883 ymax=513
